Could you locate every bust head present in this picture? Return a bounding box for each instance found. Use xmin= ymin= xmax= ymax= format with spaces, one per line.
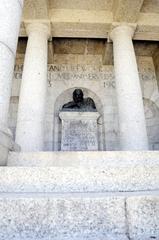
xmin=62 ymin=88 xmax=96 ymax=111
xmin=73 ymin=89 xmax=84 ymax=103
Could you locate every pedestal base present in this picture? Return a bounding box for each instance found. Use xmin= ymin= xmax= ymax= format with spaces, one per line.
xmin=0 ymin=125 xmax=20 ymax=165
xmin=59 ymin=111 xmax=100 ymax=151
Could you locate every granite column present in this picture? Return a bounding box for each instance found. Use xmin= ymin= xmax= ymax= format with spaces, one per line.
xmin=16 ymin=23 xmax=49 ymax=151
xmin=0 ymin=0 xmax=23 ymax=164
xmin=110 ymin=25 xmax=149 ymax=150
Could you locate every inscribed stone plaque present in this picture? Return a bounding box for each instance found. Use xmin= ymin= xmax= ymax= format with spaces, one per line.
xmin=59 ymin=112 xmax=100 ymax=151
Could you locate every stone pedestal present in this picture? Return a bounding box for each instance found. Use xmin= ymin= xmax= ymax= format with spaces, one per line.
xmin=59 ymin=111 xmax=100 ymax=151
xmin=0 ymin=125 xmax=20 ymax=166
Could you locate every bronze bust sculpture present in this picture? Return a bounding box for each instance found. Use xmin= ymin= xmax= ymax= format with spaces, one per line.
xmin=62 ymin=89 xmax=96 ymax=112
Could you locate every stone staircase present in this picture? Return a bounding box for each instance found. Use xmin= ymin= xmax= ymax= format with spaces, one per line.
xmin=0 ymin=151 xmax=158 ymax=239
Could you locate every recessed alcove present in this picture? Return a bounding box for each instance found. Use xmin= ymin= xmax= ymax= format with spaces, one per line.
xmin=53 ymin=87 xmax=105 ymax=151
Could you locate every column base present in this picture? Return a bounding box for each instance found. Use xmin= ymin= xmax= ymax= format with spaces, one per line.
xmin=0 ymin=125 xmax=20 ymax=166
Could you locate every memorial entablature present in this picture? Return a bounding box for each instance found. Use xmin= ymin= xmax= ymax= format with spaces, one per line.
xmin=21 ymin=0 xmax=159 ymax=41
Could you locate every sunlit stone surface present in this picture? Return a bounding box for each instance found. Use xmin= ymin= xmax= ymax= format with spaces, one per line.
xmin=59 ymin=112 xmax=100 ymax=151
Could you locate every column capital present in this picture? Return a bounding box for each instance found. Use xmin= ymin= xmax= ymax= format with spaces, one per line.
xmin=110 ymin=24 xmax=136 ymax=41
xmin=25 ymin=22 xmax=51 ymax=38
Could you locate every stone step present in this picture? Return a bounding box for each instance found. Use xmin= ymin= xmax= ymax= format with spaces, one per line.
xmin=8 ymin=151 xmax=159 ymax=167
xmin=0 ymin=193 xmax=129 ymax=240
xmin=0 ymin=193 xmax=158 ymax=240
xmin=0 ymin=165 xmax=158 ymax=192
xmin=6 ymin=151 xmax=159 ymax=192
xmin=4 ymin=151 xmax=159 ymax=239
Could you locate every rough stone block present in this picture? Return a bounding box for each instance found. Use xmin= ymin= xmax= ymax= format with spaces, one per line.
xmin=126 ymin=196 xmax=159 ymax=240
xmin=0 ymin=127 xmax=20 ymax=166
xmin=0 ymin=195 xmax=127 ymax=240
xmin=1 ymin=165 xmax=159 ymax=193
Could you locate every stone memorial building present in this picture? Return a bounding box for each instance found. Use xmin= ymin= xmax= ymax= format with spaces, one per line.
xmin=0 ymin=0 xmax=159 ymax=239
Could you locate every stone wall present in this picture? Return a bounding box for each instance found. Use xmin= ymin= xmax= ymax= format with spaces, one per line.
xmin=153 ymin=48 xmax=159 ymax=90
xmin=9 ymin=39 xmax=159 ymax=151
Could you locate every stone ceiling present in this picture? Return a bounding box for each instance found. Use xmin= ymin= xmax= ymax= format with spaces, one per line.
xmin=20 ymin=0 xmax=159 ymax=41
xmin=48 ymin=0 xmax=113 ymax=11
xmin=141 ymin=0 xmax=159 ymax=13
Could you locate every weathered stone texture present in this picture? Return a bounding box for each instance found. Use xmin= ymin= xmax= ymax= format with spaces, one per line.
xmin=0 ymin=176 xmax=158 ymax=239
xmin=49 ymin=0 xmax=113 ymax=11
xmin=127 ymin=196 xmax=159 ymax=240
xmin=153 ymin=48 xmax=159 ymax=90
xmin=0 ymin=196 xmax=126 ymax=240
xmin=3 ymin=156 xmax=159 ymax=191
xmin=113 ymin=0 xmax=144 ymax=22
xmin=141 ymin=0 xmax=159 ymax=13
xmin=60 ymin=112 xmax=100 ymax=151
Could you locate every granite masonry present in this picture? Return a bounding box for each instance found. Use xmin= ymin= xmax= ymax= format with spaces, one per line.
xmin=10 ymin=56 xmax=159 ymax=151
xmin=0 ymin=0 xmax=159 ymax=239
